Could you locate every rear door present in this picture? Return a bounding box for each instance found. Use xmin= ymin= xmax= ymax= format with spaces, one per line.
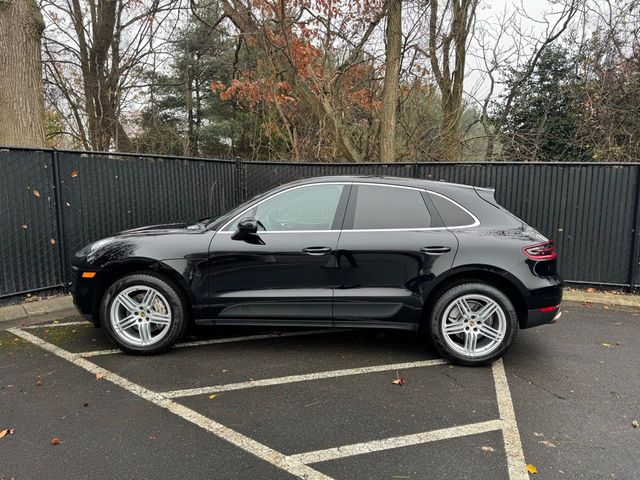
xmin=334 ymin=183 xmax=458 ymax=328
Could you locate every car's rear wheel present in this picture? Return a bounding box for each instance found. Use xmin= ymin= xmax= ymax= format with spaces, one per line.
xmin=100 ymin=273 xmax=188 ymax=354
xmin=430 ymin=282 xmax=518 ymax=366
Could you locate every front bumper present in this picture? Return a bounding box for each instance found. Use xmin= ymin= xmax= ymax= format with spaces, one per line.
xmin=70 ymin=266 xmax=98 ymax=324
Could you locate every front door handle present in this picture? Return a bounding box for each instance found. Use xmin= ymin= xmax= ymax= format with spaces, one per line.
xmin=420 ymin=246 xmax=452 ymax=255
xmin=302 ymin=246 xmax=333 ymax=256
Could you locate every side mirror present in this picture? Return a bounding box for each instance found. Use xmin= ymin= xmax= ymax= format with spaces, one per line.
xmin=237 ymin=217 xmax=258 ymax=234
xmin=232 ymin=217 xmax=265 ymax=244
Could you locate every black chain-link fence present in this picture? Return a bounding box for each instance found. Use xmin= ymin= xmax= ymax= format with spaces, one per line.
xmin=2 ymin=147 xmax=639 ymax=298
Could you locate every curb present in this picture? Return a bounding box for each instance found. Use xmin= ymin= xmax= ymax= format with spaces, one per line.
xmin=563 ymin=290 xmax=640 ymax=308
xmin=0 ymin=295 xmax=77 ymax=324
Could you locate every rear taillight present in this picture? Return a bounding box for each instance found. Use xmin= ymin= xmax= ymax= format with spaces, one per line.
xmin=523 ymin=241 xmax=557 ymax=261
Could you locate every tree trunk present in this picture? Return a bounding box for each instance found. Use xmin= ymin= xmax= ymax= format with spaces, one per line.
xmin=0 ymin=0 xmax=46 ymax=147
xmin=484 ymin=130 xmax=495 ymax=160
xmin=440 ymin=92 xmax=462 ymax=160
xmin=379 ymin=0 xmax=402 ymax=163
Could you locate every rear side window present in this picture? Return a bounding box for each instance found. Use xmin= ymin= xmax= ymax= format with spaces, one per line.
xmin=350 ymin=185 xmax=431 ymax=229
xmin=429 ymin=192 xmax=476 ymax=227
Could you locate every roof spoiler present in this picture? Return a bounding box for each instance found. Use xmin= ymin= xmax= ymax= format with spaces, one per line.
xmin=474 ymin=186 xmax=497 ymax=206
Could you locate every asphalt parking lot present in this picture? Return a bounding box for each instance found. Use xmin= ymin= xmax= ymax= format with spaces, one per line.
xmin=1 ymin=302 xmax=639 ymax=479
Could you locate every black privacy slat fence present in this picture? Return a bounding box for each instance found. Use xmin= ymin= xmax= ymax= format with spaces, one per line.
xmin=1 ymin=146 xmax=639 ymax=298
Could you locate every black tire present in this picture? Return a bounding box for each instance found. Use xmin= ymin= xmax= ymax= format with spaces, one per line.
xmin=429 ymin=282 xmax=518 ymax=366
xmin=100 ymin=272 xmax=188 ymax=355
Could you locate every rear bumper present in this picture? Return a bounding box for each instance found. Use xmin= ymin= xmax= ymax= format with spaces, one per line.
xmin=525 ymin=304 xmax=562 ymax=328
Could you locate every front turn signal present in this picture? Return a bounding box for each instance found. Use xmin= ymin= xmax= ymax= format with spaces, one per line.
xmin=81 ymin=271 xmax=97 ymax=279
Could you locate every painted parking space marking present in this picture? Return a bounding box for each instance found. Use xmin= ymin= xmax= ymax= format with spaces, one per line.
xmin=290 ymin=419 xmax=503 ymax=464
xmin=162 ymin=359 xmax=448 ymax=398
xmin=7 ymin=325 xmax=530 ymax=480
xmin=7 ymin=327 xmax=332 ymax=480
xmin=492 ymin=357 xmax=528 ymax=480
xmin=76 ymin=328 xmax=344 ymax=357
xmin=24 ymin=320 xmax=88 ymax=329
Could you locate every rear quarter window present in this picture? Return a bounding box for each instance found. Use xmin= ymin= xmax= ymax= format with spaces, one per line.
xmin=429 ymin=192 xmax=477 ymax=227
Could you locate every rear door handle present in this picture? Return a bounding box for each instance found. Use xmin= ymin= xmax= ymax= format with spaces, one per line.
xmin=420 ymin=246 xmax=452 ymax=255
xmin=302 ymin=246 xmax=333 ymax=256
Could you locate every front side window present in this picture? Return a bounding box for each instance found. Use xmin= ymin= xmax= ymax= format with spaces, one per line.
xmin=350 ymin=185 xmax=431 ymax=229
xmin=227 ymin=184 xmax=345 ymax=231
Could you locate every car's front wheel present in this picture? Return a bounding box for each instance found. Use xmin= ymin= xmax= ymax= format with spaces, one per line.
xmin=100 ymin=273 xmax=188 ymax=354
xmin=430 ymin=282 xmax=518 ymax=366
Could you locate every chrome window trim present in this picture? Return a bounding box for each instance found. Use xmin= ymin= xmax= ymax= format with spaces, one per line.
xmin=218 ymin=181 xmax=480 ymax=233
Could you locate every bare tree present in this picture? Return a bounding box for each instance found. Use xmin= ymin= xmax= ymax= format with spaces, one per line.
xmin=41 ymin=0 xmax=180 ymax=151
xmin=218 ymin=0 xmax=390 ymax=162
xmin=0 ymin=0 xmax=46 ymax=147
xmin=474 ymin=0 xmax=579 ymax=160
xmin=427 ymin=0 xmax=479 ymax=161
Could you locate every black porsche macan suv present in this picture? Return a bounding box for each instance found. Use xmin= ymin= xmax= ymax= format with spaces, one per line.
xmin=71 ymin=176 xmax=562 ymax=365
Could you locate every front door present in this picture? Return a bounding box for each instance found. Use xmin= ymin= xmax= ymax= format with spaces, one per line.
xmin=208 ymin=182 xmax=350 ymax=326
xmin=334 ymin=183 xmax=458 ymax=328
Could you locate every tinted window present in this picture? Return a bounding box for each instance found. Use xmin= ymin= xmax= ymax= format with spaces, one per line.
xmin=228 ymin=184 xmax=344 ymax=231
xmin=351 ymin=185 xmax=431 ymax=229
xmin=429 ymin=192 xmax=476 ymax=227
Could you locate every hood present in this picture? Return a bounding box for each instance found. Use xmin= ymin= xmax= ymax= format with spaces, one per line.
xmin=118 ymin=221 xmax=206 ymax=236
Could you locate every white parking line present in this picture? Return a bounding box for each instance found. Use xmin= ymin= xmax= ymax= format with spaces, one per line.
xmin=7 ymin=326 xmax=529 ymax=480
xmin=7 ymin=327 xmax=333 ymax=480
xmin=23 ymin=320 xmax=88 ymax=329
xmin=492 ymin=358 xmax=529 ymax=480
xmin=78 ymin=329 xmax=344 ymax=358
xmin=291 ymin=419 xmax=504 ymax=464
xmin=163 ymin=359 xmax=448 ymax=398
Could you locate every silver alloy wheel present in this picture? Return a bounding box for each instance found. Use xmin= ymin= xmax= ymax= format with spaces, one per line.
xmin=441 ymin=293 xmax=507 ymax=358
xmin=109 ymin=285 xmax=172 ymax=347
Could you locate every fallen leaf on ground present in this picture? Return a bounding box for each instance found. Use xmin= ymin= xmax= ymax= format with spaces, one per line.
xmin=586 ymin=287 xmax=595 ymax=293
xmin=526 ymin=464 xmax=538 ymax=474
xmin=208 ymin=394 xmax=217 ymax=400
xmin=50 ymin=239 xmax=56 ymax=246
xmin=70 ymin=170 xmax=79 ymax=178
xmin=601 ymin=342 xmax=613 ymax=348
xmin=95 ymin=373 xmax=105 ymax=380
xmin=481 ymin=446 xmax=494 ymax=452
xmin=0 ymin=429 xmax=9 ymax=439
xmin=392 ymin=377 xmax=406 ymax=386
xmin=21 ymin=224 xmax=28 ymax=229
xmin=603 ymin=305 xmax=609 ymax=310
xmin=36 ymin=379 xmax=43 ymax=386
xmin=50 ymin=437 xmax=61 ymax=446
xmin=632 ymin=420 xmax=639 ymax=428
xmin=32 ymin=189 xmax=40 ymax=198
